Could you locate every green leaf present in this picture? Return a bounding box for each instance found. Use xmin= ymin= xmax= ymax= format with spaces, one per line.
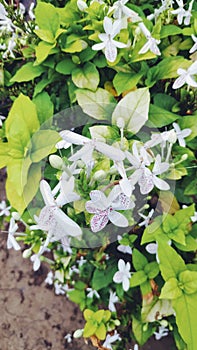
xmin=61 ymin=39 xmax=87 ymax=53
xmin=130 ymin=270 xmax=147 ymax=287
xmin=160 ymin=25 xmax=182 ymax=38
xmin=132 ymin=316 xmax=154 ymax=346
xmin=76 ymin=88 xmax=116 ymax=120
xmin=55 ymin=58 xmax=76 ymax=75
xmin=94 ymin=310 xmax=105 ymax=323
xmin=30 ymin=130 xmax=60 ymax=163
xmin=160 ymin=277 xmax=182 ymax=299
xmin=184 ymin=179 xmax=197 ymax=196
xmin=147 ymin=104 xmax=178 ymax=128
xmin=179 ymin=271 xmax=197 ymax=294
xmin=173 ymin=293 xmax=197 ymax=350
xmin=174 ymin=235 xmax=197 ymax=252
xmin=33 ymin=77 xmax=54 ymax=97
xmin=113 ymin=72 xmax=143 ymax=95
xmin=10 ymin=62 xmax=45 ymax=83
xmin=132 ymin=249 xmax=148 ymax=271
xmin=157 ymin=240 xmax=186 ymax=280
xmin=35 ymin=2 xmax=60 ymax=36
xmin=179 ymin=115 xmax=197 ymax=141
xmin=83 ymin=320 xmax=97 ymax=338
xmin=95 ymin=322 xmax=106 ymax=340
xmin=72 ymin=62 xmax=99 ymax=91
xmin=112 ymin=88 xmax=150 ymax=134
xmin=144 ymin=262 xmax=159 ymax=279
xmin=84 ymin=309 xmax=94 ymax=321
xmin=33 ymin=91 xmax=54 ymax=125
xmin=35 ymin=41 xmax=56 ymax=64
xmin=92 ymin=264 xmax=117 ymax=290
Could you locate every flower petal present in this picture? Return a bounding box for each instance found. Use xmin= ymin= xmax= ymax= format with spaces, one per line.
xmin=172 ymin=75 xmax=186 ymax=89
xmin=153 ymin=175 xmax=170 ymax=191
xmin=108 ymin=210 xmax=128 ymax=227
xmin=122 ymin=276 xmax=130 ymax=291
xmin=105 ymin=40 xmax=118 ymax=62
xmin=95 ymin=141 xmax=125 ymax=161
xmin=60 ymin=130 xmax=89 ymax=145
xmin=90 ymin=212 xmax=109 ymax=232
xmin=40 ymin=180 xmax=55 ymax=206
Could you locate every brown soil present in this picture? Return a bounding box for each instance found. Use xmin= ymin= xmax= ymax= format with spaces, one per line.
xmin=0 ymin=170 xmax=176 ymax=350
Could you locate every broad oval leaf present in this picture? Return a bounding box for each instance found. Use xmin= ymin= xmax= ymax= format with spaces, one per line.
xmin=10 ymin=62 xmax=45 ymax=83
xmin=72 ymin=62 xmax=99 ymax=91
xmin=76 ymin=88 xmax=116 ymax=120
xmin=112 ymin=88 xmax=150 ymax=134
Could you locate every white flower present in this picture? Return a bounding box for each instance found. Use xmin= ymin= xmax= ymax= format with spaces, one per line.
xmin=52 ymin=174 xmax=80 ymax=207
xmin=154 ymin=325 xmax=169 ymax=340
xmin=28 ymin=2 xmax=35 ymax=20
xmin=144 ymin=130 xmax=177 ymax=149
xmin=191 ymin=211 xmax=197 ymax=223
xmin=30 ymin=246 xmax=45 ymax=271
xmin=117 ymin=235 xmax=132 ymax=254
xmin=172 ymin=61 xmax=197 ymax=89
xmin=77 ymin=0 xmax=88 ymax=11
xmin=86 ymin=287 xmax=100 ymax=299
xmin=172 ymin=122 xmax=192 ymax=147
xmin=109 ymin=0 xmax=140 ymax=22
xmin=138 ymin=209 xmax=154 ymax=227
xmin=0 ymin=115 xmax=5 ymax=127
xmin=138 ymin=22 xmax=161 ymax=56
xmin=190 ymin=35 xmax=197 ymax=53
xmin=127 ymin=145 xmax=169 ymax=194
xmin=61 ymin=236 xmax=73 ymax=254
xmin=114 ymin=160 xmax=134 ymax=197
xmin=77 ymin=256 xmax=87 ymax=267
xmin=108 ymin=290 xmax=119 ymax=312
xmin=60 ymin=130 xmax=125 ymax=165
xmin=30 ymin=180 xmax=82 ymax=241
xmin=102 ymin=331 xmax=121 ymax=349
xmin=146 ymin=242 xmax=159 ymax=262
xmin=171 ymin=0 xmax=194 ymax=25
xmin=0 ymin=200 xmax=11 ymax=216
xmin=113 ymin=259 xmax=131 ymax=291
xmin=45 ymin=271 xmax=54 ymax=285
xmin=64 ymin=333 xmax=72 ymax=343
xmin=54 ymin=282 xmax=69 ymax=295
xmin=117 ymin=244 xmax=133 ymax=254
xmin=92 ymin=16 xmax=127 ymax=62
xmin=7 ymin=217 xmax=20 ymax=251
xmin=86 ymin=186 xmax=132 ymax=232
xmin=0 ymin=3 xmax=14 ymax=32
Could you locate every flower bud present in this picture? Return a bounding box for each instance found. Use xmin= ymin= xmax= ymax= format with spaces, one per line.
xmin=73 ymin=329 xmax=84 ymax=338
xmin=49 ymin=155 xmax=64 ymax=170
xmin=93 ymin=170 xmax=107 ymax=181
xmin=22 ymin=247 xmax=32 ymax=258
xmin=12 ymin=212 xmax=21 ymax=220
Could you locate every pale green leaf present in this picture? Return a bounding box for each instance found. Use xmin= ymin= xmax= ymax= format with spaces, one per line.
xmin=35 ymin=41 xmax=56 ymax=64
xmin=76 ymin=88 xmax=116 ymax=120
xmin=141 ymin=297 xmax=174 ymax=323
xmin=72 ymin=62 xmax=99 ymax=91
xmin=179 ymin=271 xmax=197 ymax=295
xmin=179 ymin=115 xmax=197 ymax=141
xmin=157 ymin=240 xmax=186 ymax=280
xmin=35 ymin=2 xmax=60 ymax=35
xmin=160 ymin=277 xmax=182 ymax=299
xmin=173 ymin=293 xmax=197 ymax=350
xmin=112 ymin=88 xmax=150 ymax=134
xmin=5 ymin=94 xmax=39 ymax=152
xmin=132 ymin=316 xmax=154 ymax=346
xmin=83 ymin=320 xmax=97 ymax=338
xmin=132 ymin=249 xmax=148 ymax=271
xmin=95 ymin=322 xmax=106 ymax=340
xmin=30 ymin=130 xmax=60 ymax=163
xmin=34 ymin=29 xmax=55 ymax=43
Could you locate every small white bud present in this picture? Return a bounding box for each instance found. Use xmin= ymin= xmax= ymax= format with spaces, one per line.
xmin=181 ymin=154 xmax=188 ymax=161
xmin=22 ymin=247 xmax=32 ymax=258
xmin=117 ymin=117 xmax=125 ymax=129
xmin=73 ymin=329 xmax=84 ymax=338
xmin=49 ymin=155 xmax=64 ymax=170
xmin=12 ymin=212 xmax=21 ymax=220
xmin=93 ymin=170 xmax=107 ymax=181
